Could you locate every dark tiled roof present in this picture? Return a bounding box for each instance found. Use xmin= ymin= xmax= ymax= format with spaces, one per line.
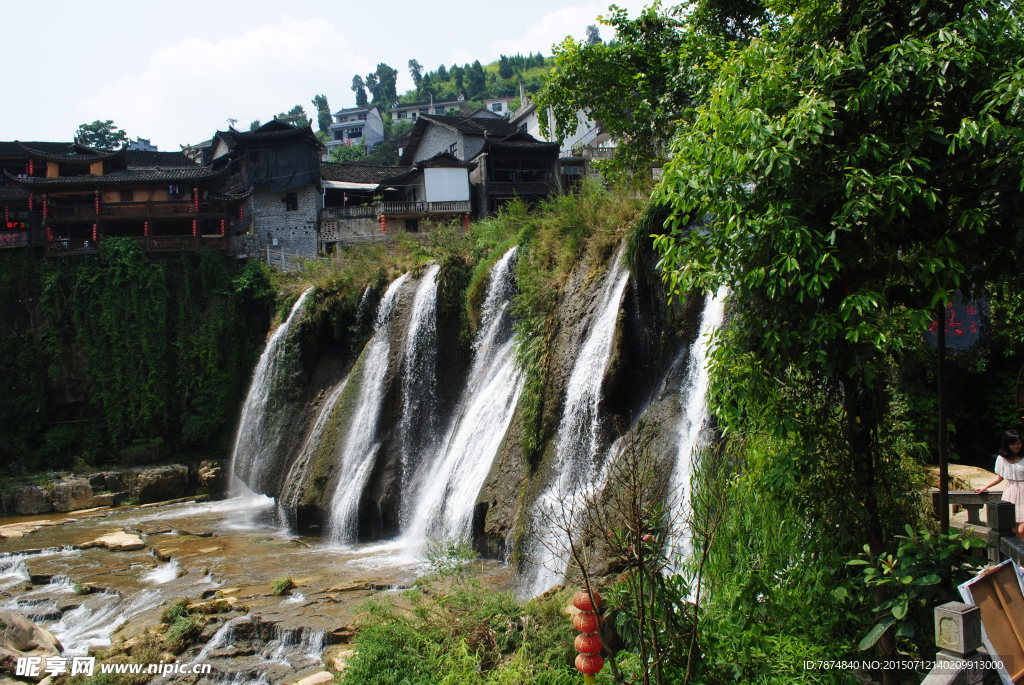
xmin=420 ymin=114 xmax=519 ymax=137
xmin=391 ymin=98 xmax=464 ymax=110
xmin=126 ymin=150 xmax=197 ymax=168
xmin=0 ymin=141 xmax=75 ymax=156
xmin=5 ymin=166 xmax=224 ymax=187
xmin=331 ymin=106 xmax=378 ymax=116
xmin=415 ymin=152 xmax=475 ymax=169
xmin=17 ymin=142 xmax=124 ymax=163
xmin=320 ymin=162 xmax=409 ymax=184
xmin=489 ymin=139 xmax=560 ymax=151
xmin=0 ymin=185 xmax=27 ymax=202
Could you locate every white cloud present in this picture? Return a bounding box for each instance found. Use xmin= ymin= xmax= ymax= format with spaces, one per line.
xmin=489 ymin=0 xmax=651 ymax=59
xmin=77 ymin=18 xmax=371 ymax=149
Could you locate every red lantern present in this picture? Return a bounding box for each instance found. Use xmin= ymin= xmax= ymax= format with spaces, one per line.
xmin=91 ymin=224 xmax=98 ymax=241
xmin=572 ymin=612 xmax=600 ymax=634
xmin=42 ymin=194 xmax=47 ymax=219
xmin=28 ymin=159 xmax=34 ymax=176
xmin=463 ymin=213 xmax=470 ymax=230
xmin=94 ymin=190 xmax=100 ymax=215
xmin=46 ymin=227 xmax=53 ymax=242
xmin=574 ymin=653 xmax=604 ymax=675
xmin=4 ymin=206 xmax=8 ymax=225
xmin=575 ymin=633 xmax=603 ymax=654
xmin=28 ymin=194 xmax=33 ymax=211
xmin=143 ymin=221 xmax=149 ymax=237
xmin=238 ymin=204 xmax=244 ymax=221
xmin=220 ymin=219 xmax=226 ymax=235
xmin=192 ymin=187 xmax=199 ymax=212
xmin=573 ymin=591 xmax=601 ymax=612
xmin=192 ymin=219 xmax=198 ymax=236
xmin=380 ymin=215 xmax=386 ymax=233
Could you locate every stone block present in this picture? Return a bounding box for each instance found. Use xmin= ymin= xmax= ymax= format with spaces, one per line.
xmin=12 ymin=486 xmax=52 ymax=515
xmin=934 ymin=602 xmax=981 ymax=656
xmin=987 ymin=500 xmax=1016 ymax=532
xmin=135 ymin=465 xmax=189 ymax=504
xmin=50 ymin=478 xmax=94 ymax=512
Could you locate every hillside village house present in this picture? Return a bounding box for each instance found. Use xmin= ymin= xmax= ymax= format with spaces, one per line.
xmin=206 ymin=120 xmax=324 ymax=258
xmin=399 ymin=112 xmax=559 ymax=215
xmin=325 ymin=106 xmax=384 ymax=155
xmin=509 ymin=97 xmax=614 ymax=189
xmin=482 ymin=96 xmax=518 ymax=117
xmin=0 ymin=142 xmax=241 ymax=256
xmin=389 ymin=95 xmax=470 ymax=122
xmin=0 ymin=109 xmax=565 ymax=261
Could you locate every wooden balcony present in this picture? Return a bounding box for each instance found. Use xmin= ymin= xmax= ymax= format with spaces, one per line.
xmin=47 ymin=201 xmax=230 ymax=221
xmin=321 ymin=200 xmax=471 ymax=220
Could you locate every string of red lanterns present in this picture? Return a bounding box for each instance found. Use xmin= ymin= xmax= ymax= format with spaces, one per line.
xmin=572 ymin=589 xmax=604 ymax=683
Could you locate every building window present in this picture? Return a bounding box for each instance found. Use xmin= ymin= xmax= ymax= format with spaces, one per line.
xmin=398 ymin=111 xmax=407 ymax=119
xmin=283 ymin=192 xmax=298 ymax=211
xmin=490 ymin=102 xmax=503 ymax=112
xmin=119 ymin=190 xmax=134 ymax=202
xmin=333 ymin=130 xmax=345 ymax=141
xmin=358 ymin=114 xmax=367 ymax=120
xmin=347 ymin=127 xmax=363 ymax=139
xmin=447 ymin=142 xmax=458 ymax=156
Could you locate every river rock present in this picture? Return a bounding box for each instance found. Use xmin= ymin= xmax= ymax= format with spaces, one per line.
xmin=289 ymin=672 xmax=333 ymax=685
xmin=0 ymin=610 xmax=62 ymax=678
xmin=196 ymin=461 xmax=225 ymax=492
xmin=12 ymin=487 xmax=52 ymax=516
xmin=50 ymin=478 xmax=93 ymax=513
xmin=80 ymin=531 xmax=145 ymax=551
xmin=135 ymin=465 xmax=189 ymax=504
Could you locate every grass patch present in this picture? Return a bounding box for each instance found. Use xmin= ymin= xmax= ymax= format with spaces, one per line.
xmin=271 ymin=577 xmax=295 ymax=596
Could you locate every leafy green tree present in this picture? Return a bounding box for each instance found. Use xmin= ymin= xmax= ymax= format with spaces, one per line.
xmin=436 ymin=64 xmax=448 ymax=81
xmin=311 ymin=94 xmax=331 ymax=133
xmin=74 ymin=120 xmax=128 ymax=150
xmin=585 ymin=24 xmax=602 ymax=45
xmin=498 ymin=55 xmax=514 ymax=79
xmin=408 ymin=59 xmax=423 ymax=88
xmin=352 ymin=75 xmax=369 ymax=107
xmin=536 ymin=5 xmax=722 ymax=170
xmin=654 ymin=0 xmax=1024 ymax=570
xmin=450 ymin=65 xmax=464 ymax=93
xmin=249 ymin=120 xmax=260 ymax=131
xmin=276 ymin=105 xmax=309 ymax=128
xmin=466 ymin=60 xmax=486 ymax=97
xmin=367 ymin=63 xmax=399 ymax=105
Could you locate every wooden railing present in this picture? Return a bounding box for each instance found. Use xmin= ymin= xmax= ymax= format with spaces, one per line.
xmin=931 ymin=489 xmax=1024 ymax=565
xmin=321 ymin=200 xmax=470 ymax=220
xmin=485 ymin=181 xmax=554 ymax=196
xmin=48 ymin=201 xmax=229 ymax=220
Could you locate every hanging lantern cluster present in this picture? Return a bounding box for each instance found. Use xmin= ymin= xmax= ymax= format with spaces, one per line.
xmin=28 ymin=193 xmax=33 ymax=212
xmin=238 ymin=204 xmax=244 ymax=221
xmin=91 ymin=224 xmax=98 ymax=242
xmin=192 ymin=219 xmax=198 ymax=237
xmin=41 ymin=194 xmax=47 ymax=220
xmin=143 ymin=220 xmax=149 ymax=237
xmin=94 ymin=190 xmax=100 ymax=215
xmin=572 ymin=590 xmax=604 ymax=682
xmin=380 ymin=215 xmax=387 ymax=233
xmin=192 ymin=187 xmax=200 ymax=213
xmin=219 ymin=219 xmax=226 ymax=236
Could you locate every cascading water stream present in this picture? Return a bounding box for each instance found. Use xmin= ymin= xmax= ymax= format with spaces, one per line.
xmin=325 ymin=273 xmax=410 ymax=542
xmin=398 ymin=264 xmax=441 ymax=489
xmin=666 ymin=287 xmax=727 ymax=564
xmin=524 ymin=249 xmax=630 ymax=596
xmin=229 ymin=287 xmax=314 ymax=495
xmin=400 ymin=248 xmax=523 ymax=551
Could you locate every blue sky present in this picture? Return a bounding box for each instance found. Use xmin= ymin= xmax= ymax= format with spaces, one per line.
xmin=4 ymin=0 xmax=649 ymax=149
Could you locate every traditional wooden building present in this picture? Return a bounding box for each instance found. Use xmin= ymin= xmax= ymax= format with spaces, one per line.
xmin=1 ymin=142 xmax=242 ymax=256
xmin=398 ymin=114 xmax=559 ymax=215
xmin=206 ymin=120 xmax=324 ymax=258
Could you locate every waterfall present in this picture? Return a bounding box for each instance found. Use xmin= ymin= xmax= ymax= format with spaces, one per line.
xmin=229 ymin=287 xmax=314 ymax=495
xmin=325 ymin=273 xmax=410 ymax=543
xmin=524 ymin=250 xmax=630 ymax=596
xmin=398 ymin=264 xmax=441 ymax=489
xmin=400 ymin=247 xmax=523 ymax=551
xmin=667 ymin=287 xmax=727 ymax=563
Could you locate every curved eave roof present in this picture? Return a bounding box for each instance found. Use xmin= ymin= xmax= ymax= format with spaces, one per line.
xmin=17 ymin=142 xmax=126 ymax=163
xmin=4 ymin=166 xmax=226 ymax=189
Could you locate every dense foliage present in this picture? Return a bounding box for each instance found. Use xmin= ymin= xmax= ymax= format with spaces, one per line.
xmin=0 ymin=240 xmax=272 ymax=472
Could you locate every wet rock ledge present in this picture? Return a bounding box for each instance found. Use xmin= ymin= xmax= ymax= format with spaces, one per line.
xmin=0 ymin=461 xmax=226 ymax=518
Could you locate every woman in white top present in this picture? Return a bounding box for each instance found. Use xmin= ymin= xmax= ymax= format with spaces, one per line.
xmin=975 ymin=429 xmax=1024 ymax=539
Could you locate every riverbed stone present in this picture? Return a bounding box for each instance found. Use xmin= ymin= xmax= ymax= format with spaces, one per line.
xmin=289 ymin=672 xmax=333 ymax=685
xmin=50 ymin=478 xmax=93 ymax=513
xmin=80 ymin=531 xmax=145 ymax=551
xmin=0 ymin=610 xmax=62 ymax=678
xmin=12 ymin=487 xmax=52 ymax=516
xmin=135 ymin=465 xmax=189 ymax=504
xmin=196 ymin=461 xmax=225 ymax=492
